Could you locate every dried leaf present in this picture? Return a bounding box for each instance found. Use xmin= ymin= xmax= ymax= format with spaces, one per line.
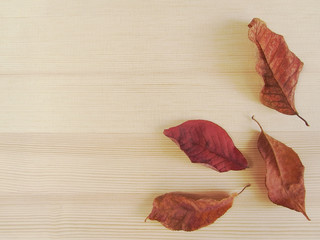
xmin=146 ymin=184 xmax=250 ymax=231
xmin=252 ymin=116 xmax=310 ymax=220
xmin=163 ymin=120 xmax=248 ymax=172
xmin=248 ymin=18 xmax=309 ymax=126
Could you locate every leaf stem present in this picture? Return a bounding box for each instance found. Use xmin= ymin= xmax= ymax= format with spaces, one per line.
xmin=238 ymin=184 xmax=251 ymax=195
xmin=251 ymin=115 xmax=263 ymax=131
xmin=296 ymin=114 xmax=309 ymax=127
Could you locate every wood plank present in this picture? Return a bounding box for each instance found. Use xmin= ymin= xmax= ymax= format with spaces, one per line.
xmin=0 ymin=0 xmax=319 ymax=239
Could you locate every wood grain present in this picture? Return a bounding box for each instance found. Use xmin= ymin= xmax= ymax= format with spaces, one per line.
xmin=0 ymin=0 xmax=319 ymax=239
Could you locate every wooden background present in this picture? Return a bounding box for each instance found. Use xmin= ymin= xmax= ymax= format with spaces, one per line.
xmin=0 ymin=0 xmax=319 ymax=239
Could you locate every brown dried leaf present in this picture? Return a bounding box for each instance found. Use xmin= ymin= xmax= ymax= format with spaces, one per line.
xmin=164 ymin=120 xmax=248 ymax=172
xmin=248 ymin=18 xmax=309 ymax=126
xmin=146 ymin=184 xmax=250 ymax=231
xmin=252 ymin=116 xmax=310 ymax=220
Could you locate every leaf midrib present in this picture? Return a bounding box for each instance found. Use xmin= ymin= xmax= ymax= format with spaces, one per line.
xmin=256 ymin=38 xmax=296 ymax=114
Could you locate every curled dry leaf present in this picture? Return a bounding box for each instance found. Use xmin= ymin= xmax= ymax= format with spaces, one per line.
xmin=248 ymin=18 xmax=309 ymax=126
xmin=163 ymin=120 xmax=248 ymax=172
xmin=146 ymin=184 xmax=250 ymax=231
xmin=252 ymin=116 xmax=310 ymax=220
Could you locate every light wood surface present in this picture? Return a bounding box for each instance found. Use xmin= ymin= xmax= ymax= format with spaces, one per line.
xmin=1 ymin=1 xmax=319 ymax=239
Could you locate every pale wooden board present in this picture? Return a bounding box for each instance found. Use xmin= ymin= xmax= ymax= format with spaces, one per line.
xmin=0 ymin=0 xmax=320 ymax=239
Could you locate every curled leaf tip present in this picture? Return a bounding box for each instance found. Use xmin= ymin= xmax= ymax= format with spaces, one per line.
xmin=304 ymin=212 xmax=311 ymax=221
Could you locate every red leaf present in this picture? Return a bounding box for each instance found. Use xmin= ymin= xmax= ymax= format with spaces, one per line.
xmin=146 ymin=184 xmax=250 ymax=231
xmin=248 ymin=18 xmax=309 ymax=126
xmin=163 ymin=120 xmax=248 ymax=172
xmin=252 ymin=116 xmax=310 ymax=220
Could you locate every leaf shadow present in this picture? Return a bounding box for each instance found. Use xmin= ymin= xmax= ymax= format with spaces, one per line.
xmin=212 ymin=19 xmax=261 ymax=103
xmin=247 ymin=129 xmax=269 ymax=202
